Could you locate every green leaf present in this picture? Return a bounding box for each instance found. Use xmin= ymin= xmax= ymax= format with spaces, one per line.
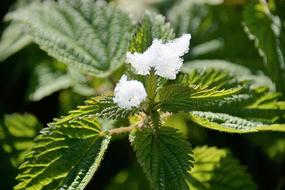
xmin=189 ymin=146 xmax=257 ymax=190
xmin=182 ymin=59 xmax=276 ymax=90
xmin=243 ymin=0 xmax=285 ymax=93
xmin=0 ymin=113 xmax=41 ymax=167
xmin=129 ymin=11 xmax=175 ymax=54
xmin=0 ymin=22 xmax=31 ymax=62
xmin=67 ymin=67 xmax=97 ymax=96
xmin=7 ymin=0 xmax=134 ymax=76
xmin=28 ymin=59 xmax=103 ymax=101
xmin=128 ymin=14 xmax=152 ymax=53
xmin=158 ymin=69 xmax=242 ymax=112
xmin=193 ymin=86 xmax=285 ymax=122
xmin=183 ymin=69 xmax=242 ymax=90
xmin=165 ymin=69 xmax=285 ymax=120
xmin=157 ymin=68 xmax=285 ymax=133
xmin=15 ymin=117 xmax=111 ymax=190
xmin=28 ymin=61 xmax=73 ymax=101
xmin=146 ymin=11 xmax=175 ymax=42
xmin=0 ymin=113 xmax=40 ymax=190
xmin=130 ymin=127 xmax=193 ymax=190
xmin=189 ymin=111 xmax=285 ymax=133
xmin=0 ymin=0 xmax=38 ymax=62
xmin=55 ymin=95 xmax=139 ymax=124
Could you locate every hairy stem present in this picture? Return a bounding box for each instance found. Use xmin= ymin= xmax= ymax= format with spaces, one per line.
xmin=108 ymin=125 xmax=137 ymax=135
xmin=107 ymin=112 xmax=172 ymax=136
xmin=108 ymin=119 xmax=144 ymax=135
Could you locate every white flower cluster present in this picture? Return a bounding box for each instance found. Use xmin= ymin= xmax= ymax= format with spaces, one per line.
xmin=114 ymin=34 xmax=191 ymax=109
xmin=126 ymin=33 xmax=191 ymax=79
xmin=113 ymin=75 xmax=147 ymax=109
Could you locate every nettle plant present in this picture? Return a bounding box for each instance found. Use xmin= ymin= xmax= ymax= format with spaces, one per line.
xmin=4 ymin=0 xmax=285 ymax=190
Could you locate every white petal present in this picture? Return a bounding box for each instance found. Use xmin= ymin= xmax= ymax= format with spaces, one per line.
xmin=154 ymin=56 xmax=183 ymax=79
xmin=113 ymin=75 xmax=147 ymax=109
xmin=151 ymin=34 xmax=190 ymax=79
xmin=163 ymin=33 xmax=191 ymax=57
xmin=126 ymin=50 xmax=154 ymax=75
xmin=126 ymin=33 xmax=191 ymax=79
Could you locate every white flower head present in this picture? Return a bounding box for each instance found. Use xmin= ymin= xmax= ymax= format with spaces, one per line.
xmin=113 ymin=75 xmax=147 ymax=109
xmin=126 ymin=33 xmax=191 ymax=79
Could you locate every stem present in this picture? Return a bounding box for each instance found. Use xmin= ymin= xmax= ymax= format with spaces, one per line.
xmin=146 ymin=70 xmax=157 ymax=102
xmin=150 ymin=110 xmax=160 ymax=128
xmin=145 ymin=69 xmax=161 ymax=132
xmin=109 ymin=125 xmax=137 ymax=135
xmin=108 ymin=120 xmax=144 ymax=135
xmin=107 ymin=113 xmax=172 ymax=135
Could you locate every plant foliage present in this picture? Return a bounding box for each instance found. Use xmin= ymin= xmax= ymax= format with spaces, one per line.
xmin=0 ymin=113 xmax=41 ymax=166
xmin=158 ymin=68 xmax=285 ymax=133
xmin=7 ymin=0 xmax=134 ymax=76
xmin=0 ymin=22 xmax=31 ymax=62
xmin=189 ymin=146 xmax=257 ymax=190
xmin=129 ymin=11 xmax=175 ymax=53
xmin=56 ymin=95 xmax=139 ymax=123
xmin=1 ymin=0 xmax=285 ymax=189
xmin=28 ymin=61 xmax=73 ymax=101
xmin=15 ymin=117 xmax=111 ymax=190
xmin=243 ymin=0 xmax=285 ymax=94
xmin=130 ymin=127 xmax=194 ymax=190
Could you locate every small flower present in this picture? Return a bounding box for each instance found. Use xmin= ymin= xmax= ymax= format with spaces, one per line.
xmin=126 ymin=33 xmax=191 ymax=79
xmin=113 ymin=75 xmax=147 ymax=109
